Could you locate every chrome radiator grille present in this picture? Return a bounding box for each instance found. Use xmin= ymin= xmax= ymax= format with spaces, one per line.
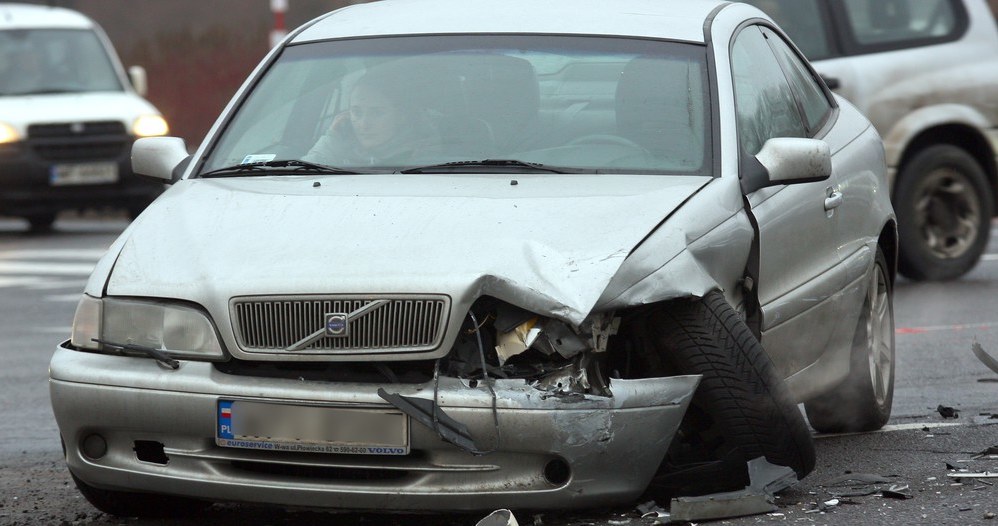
xmin=230 ymin=295 xmax=449 ymax=354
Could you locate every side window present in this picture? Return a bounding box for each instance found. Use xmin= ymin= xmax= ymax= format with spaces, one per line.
xmin=739 ymin=0 xmax=835 ymax=60
xmin=841 ymin=0 xmax=963 ymax=47
xmin=731 ymin=26 xmax=806 ymax=156
xmin=761 ymin=27 xmax=833 ymax=133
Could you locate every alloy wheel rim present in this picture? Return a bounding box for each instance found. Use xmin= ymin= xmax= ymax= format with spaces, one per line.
xmin=914 ymin=167 xmax=980 ymax=259
xmin=866 ymin=264 xmax=893 ymax=407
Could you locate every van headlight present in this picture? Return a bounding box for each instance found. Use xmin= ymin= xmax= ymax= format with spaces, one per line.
xmin=0 ymin=122 xmax=20 ymax=144
xmin=71 ymin=295 xmax=225 ymax=360
xmin=132 ymin=114 xmax=169 ymax=137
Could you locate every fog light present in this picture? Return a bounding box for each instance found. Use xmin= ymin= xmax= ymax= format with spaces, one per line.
xmin=81 ymin=434 xmax=107 ymax=460
xmin=543 ymin=458 xmax=571 ymax=486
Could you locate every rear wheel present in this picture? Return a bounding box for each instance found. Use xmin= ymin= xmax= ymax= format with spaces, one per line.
xmin=895 ymin=145 xmax=993 ymax=281
xmin=805 ymin=247 xmax=894 ymax=433
xmin=70 ymin=471 xmax=208 ymax=518
xmin=632 ymin=290 xmax=816 ymax=496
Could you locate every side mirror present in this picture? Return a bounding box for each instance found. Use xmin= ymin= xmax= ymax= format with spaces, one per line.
xmin=755 ymin=137 xmax=831 ymax=185
xmin=132 ymin=136 xmax=189 ymax=184
xmin=128 ymin=66 xmax=148 ymax=97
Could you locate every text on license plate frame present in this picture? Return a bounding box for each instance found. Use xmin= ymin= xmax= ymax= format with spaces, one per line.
xmin=216 ymin=399 xmax=410 ymax=455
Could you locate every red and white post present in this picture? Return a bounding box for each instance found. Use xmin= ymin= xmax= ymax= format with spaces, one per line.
xmin=269 ymin=0 xmax=288 ymax=48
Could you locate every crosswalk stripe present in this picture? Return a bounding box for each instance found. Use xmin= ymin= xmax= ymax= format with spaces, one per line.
xmin=0 ymin=262 xmax=96 ymax=276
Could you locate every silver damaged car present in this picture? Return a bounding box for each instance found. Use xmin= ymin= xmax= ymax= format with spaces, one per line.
xmin=50 ymin=0 xmax=897 ymax=516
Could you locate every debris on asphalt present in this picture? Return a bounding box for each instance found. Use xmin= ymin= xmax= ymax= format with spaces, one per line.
xmin=972 ymin=342 xmax=998 ymax=375
xmin=476 ymin=509 xmax=519 ymax=526
xmin=947 ymin=472 xmax=998 ymax=479
xmin=937 ymin=405 xmax=960 ymax=419
xmin=880 ymin=484 xmax=914 ymax=499
xmin=635 ymin=501 xmax=669 ymax=521
xmin=669 ymin=457 xmax=797 ymax=522
xmin=985 ymin=511 xmax=996 ymax=520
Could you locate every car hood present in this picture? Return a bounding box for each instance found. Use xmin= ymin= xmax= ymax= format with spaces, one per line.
xmin=0 ymin=91 xmax=158 ymax=134
xmin=105 ymin=174 xmax=710 ymax=325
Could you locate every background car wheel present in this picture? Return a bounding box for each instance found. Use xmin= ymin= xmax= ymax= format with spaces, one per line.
xmin=894 ymin=145 xmax=993 ymax=281
xmin=70 ymin=471 xmax=208 ymax=518
xmin=633 ymin=290 xmax=816 ymax=496
xmin=805 ymin=247 xmax=895 ymax=433
xmin=26 ymin=213 xmax=56 ymax=232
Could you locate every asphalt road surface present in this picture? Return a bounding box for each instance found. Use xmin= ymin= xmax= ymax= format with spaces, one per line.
xmin=2 ymin=215 xmax=997 ymax=526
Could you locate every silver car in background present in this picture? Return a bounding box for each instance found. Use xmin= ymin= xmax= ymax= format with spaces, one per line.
xmin=50 ymin=0 xmax=896 ymax=516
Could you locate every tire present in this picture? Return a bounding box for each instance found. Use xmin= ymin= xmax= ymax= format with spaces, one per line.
xmin=70 ymin=471 xmax=208 ymax=518
xmin=634 ymin=290 xmax=816 ymax=496
xmin=805 ymin=247 xmax=895 ymax=433
xmin=894 ymin=145 xmax=993 ymax=281
xmin=26 ymin=213 xmax=56 ymax=232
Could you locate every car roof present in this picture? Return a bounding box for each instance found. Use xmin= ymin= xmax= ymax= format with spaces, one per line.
xmin=0 ymin=3 xmax=93 ymax=30
xmin=293 ymin=0 xmax=727 ymax=44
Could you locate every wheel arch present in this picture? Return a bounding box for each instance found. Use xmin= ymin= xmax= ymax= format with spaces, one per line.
xmin=878 ymin=220 xmax=899 ymax=287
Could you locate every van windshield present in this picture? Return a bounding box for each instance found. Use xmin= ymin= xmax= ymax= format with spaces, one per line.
xmin=202 ymin=35 xmax=712 ymax=176
xmin=0 ymin=29 xmax=123 ymax=96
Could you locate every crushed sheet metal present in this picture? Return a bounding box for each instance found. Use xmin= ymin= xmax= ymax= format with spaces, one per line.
xmin=476 ymin=509 xmax=519 ymax=526
xmin=669 ymin=457 xmax=798 ymax=522
xmin=973 ymin=341 xmax=998 ymax=375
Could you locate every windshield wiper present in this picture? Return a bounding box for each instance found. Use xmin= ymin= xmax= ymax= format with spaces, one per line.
xmin=200 ymin=159 xmax=364 ymax=178
xmin=92 ymin=338 xmax=180 ymax=370
xmin=400 ymin=159 xmax=594 ymax=174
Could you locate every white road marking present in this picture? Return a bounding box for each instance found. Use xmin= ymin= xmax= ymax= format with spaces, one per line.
xmin=815 ymin=422 xmax=964 ymax=439
xmin=982 ymin=254 xmax=998 ymax=262
xmin=0 ymin=262 xmax=96 ymax=276
xmin=44 ymin=294 xmax=82 ymax=303
xmin=0 ymin=249 xmax=107 ymax=260
xmin=897 ymin=321 xmax=998 ymax=334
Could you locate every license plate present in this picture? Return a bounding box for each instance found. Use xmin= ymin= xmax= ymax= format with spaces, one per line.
xmin=49 ymin=162 xmax=119 ymax=186
xmin=216 ymin=400 xmax=409 ymax=455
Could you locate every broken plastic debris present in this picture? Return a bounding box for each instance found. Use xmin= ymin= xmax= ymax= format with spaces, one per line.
xmin=881 ymin=484 xmax=913 ymax=499
xmin=972 ymin=341 xmax=998 ymax=375
xmin=476 ymin=509 xmax=519 ymax=526
xmin=669 ymin=457 xmax=798 ymax=522
xmin=636 ymin=501 xmax=670 ymax=520
xmin=937 ymin=405 xmax=959 ymax=419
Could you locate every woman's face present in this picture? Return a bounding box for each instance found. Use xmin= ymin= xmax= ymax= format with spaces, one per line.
xmin=349 ymin=85 xmax=403 ymax=149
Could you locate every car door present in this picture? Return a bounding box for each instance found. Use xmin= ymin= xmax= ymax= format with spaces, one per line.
xmin=731 ymin=24 xmax=848 ymax=378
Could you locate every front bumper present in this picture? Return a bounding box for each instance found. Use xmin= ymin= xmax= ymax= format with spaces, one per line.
xmin=50 ymin=344 xmax=699 ymax=511
xmin=0 ymin=140 xmax=162 ymax=217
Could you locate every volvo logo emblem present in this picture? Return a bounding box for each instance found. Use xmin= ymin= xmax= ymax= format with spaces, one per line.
xmin=285 ymin=299 xmax=391 ymax=351
xmin=325 ymin=313 xmax=349 ymax=337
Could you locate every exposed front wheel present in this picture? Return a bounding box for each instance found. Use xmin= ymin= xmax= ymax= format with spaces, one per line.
xmin=805 ymin=247 xmax=895 ymax=433
xmin=632 ymin=290 xmax=816 ymax=496
xmin=895 ymin=145 xmax=993 ymax=281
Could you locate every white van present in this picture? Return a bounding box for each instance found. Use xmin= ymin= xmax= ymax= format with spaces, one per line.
xmin=739 ymin=0 xmax=998 ymax=281
xmin=0 ymin=3 xmax=168 ymax=230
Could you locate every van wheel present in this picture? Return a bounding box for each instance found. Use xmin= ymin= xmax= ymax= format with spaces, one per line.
xmin=26 ymin=213 xmax=56 ymax=232
xmin=633 ymin=291 xmax=816 ymax=496
xmin=895 ymin=145 xmax=993 ymax=281
xmin=70 ymin=471 xmax=208 ymax=518
xmin=805 ymin=248 xmax=894 ymax=433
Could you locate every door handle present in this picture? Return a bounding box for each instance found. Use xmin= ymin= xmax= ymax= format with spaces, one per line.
xmin=824 ymin=191 xmax=843 ymax=211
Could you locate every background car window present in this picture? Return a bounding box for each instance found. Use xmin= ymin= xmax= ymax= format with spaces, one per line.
xmin=738 ymin=0 xmax=834 ymax=60
xmin=761 ymin=27 xmax=833 ymax=133
xmin=841 ymin=0 xmax=959 ymax=45
xmin=731 ymin=26 xmax=807 ymax=156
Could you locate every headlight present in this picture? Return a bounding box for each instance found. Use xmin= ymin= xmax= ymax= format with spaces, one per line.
xmin=132 ymin=114 xmax=169 ymax=137
xmin=71 ymin=295 xmax=224 ymax=360
xmin=0 ymin=122 xmax=20 ymax=144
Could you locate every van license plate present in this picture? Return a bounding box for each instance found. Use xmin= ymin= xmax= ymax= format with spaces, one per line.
xmin=49 ymin=162 xmax=119 ymax=186
xmin=216 ymin=400 xmax=410 ymax=455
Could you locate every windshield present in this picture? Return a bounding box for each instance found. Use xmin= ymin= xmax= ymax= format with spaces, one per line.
xmin=0 ymin=29 xmax=123 ymax=96
xmin=202 ymin=35 xmax=712 ymax=176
